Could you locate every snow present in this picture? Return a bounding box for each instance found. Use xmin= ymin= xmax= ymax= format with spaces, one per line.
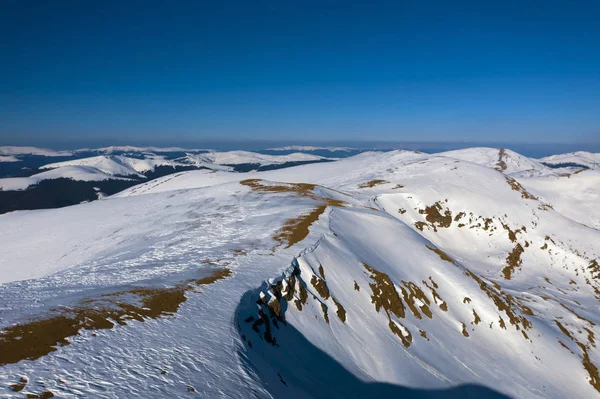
xmin=0 ymin=149 xmax=599 ymax=398
xmin=0 ymin=155 xmax=19 ymax=162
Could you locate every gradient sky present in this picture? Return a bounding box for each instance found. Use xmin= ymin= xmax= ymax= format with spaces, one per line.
xmin=1 ymin=0 xmax=599 ymax=145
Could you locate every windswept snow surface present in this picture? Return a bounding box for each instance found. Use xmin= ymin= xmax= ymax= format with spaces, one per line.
xmin=1 ymin=150 xmax=599 ymax=398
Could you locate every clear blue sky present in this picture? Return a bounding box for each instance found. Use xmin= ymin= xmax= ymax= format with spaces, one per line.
xmin=1 ymin=0 xmax=599 ymax=146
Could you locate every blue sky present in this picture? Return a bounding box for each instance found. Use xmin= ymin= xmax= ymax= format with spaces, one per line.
xmin=1 ymin=0 xmax=599 ymax=146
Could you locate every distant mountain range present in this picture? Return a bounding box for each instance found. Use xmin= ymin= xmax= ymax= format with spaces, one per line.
xmin=0 ymin=145 xmax=596 ymax=215
xmin=0 ymin=146 xmax=333 ymax=213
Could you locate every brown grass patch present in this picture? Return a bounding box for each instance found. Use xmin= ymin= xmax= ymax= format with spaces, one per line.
xmin=461 ymin=323 xmax=470 ymax=337
xmin=273 ymin=205 xmax=328 ymax=248
xmin=505 ymin=176 xmax=538 ymax=200
xmin=501 ymin=223 xmax=522 ymax=243
xmin=0 ymin=268 xmax=231 ymax=366
xmin=401 ymin=281 xmax=432 ymax=320
xmin=240 ymin=178 xmax=346 ymax=207
xmin=414 ymin=221 xmax=427 ymax=231
xmin=555 ymin=320 xmax=600 ymax=393
xmin=389 ymin=320 xmax=412 ymax=347
xmin=422 ymin=279 xmax=447 ymax=312
xmin=502 ymin=243 xmax=524 ymax=280
xmin=589 ymin=260 xmax=600 ymax=280
xmin=26 ymin=392 xmax=54 ymax=399
xmin=363 ymin=263 xmax=420 ymax=345
xmin=418 ymin=202 xmax=452 ymax=231
xmin=560 ymin=303 xmax=596 ymax=326
xmin=496 ymin=148 xmax=508 ymax=171
xmin=241 ymin=179 xmax=346 ymax=248
xmin=473 ymin=310 xmax=481 ymax=325
xmin=464 ymin=269 xmax=532 ymax=334
xmin=333 ymin=298 xmax=347 ymax=323
xmin=425 ymin=245 xmax=456 ymax=264
xmin=581 ymin=346 xmax=600 ymax=393
xmin=363 ymin=263 xmax=405 ymax=319
xmin=320 ymin=303 xmax=329 ymax=324
xmin=10 ymin=377 xmax=28 ymax=392
xmin=310 ymin=274 xmax=331 ymax=299
xmin=359 ymin=180 xmax=389 ymax=188
xmin=241 ymin=178 xmax=317 ymax=197
xmin=318 ymin=264 xmax=325 ymax=279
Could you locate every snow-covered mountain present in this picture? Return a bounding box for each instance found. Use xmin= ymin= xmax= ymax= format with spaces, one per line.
xmin=0 ymin=150 xmax=330 ymax=191
xmin=540 ymin=151 xmax=600 ymax=170
xmin=439 ymin=147 xmax=552 ymax=175
xmin=0 ymin=148 xmax=331 ymax=215
xmin=40 ymin=155 xmax=148 ymax=178
xmin=38 ymin=154 xmax=204 ymax=178
xmin=0 ymin=149 xmax=598 ymax=398
xmin=0 ymin=146 xmax=73 ymax=157
xmin=0 ymin=165 xmax=133 ymax=191
xmin=80 ymin=145 xmax=210 ymax=154
xmin=267 ymin=145 xmax=356 ymax=152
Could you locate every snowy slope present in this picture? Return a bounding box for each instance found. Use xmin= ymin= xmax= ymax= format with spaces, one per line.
xmin=0 ymin=155 xmax=19 ymax=162
xmin=540 ymin=151 xmax=600 ymax=170
xmin=0 ymin=150 xmax=599 ymax=398
xmin=0 ymin=165 xmax=131 ymax=191
xmin=517 ymin=169 xmax=600 ymax=229
xmin=439 ymin=147 xmax=552 ymax=175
